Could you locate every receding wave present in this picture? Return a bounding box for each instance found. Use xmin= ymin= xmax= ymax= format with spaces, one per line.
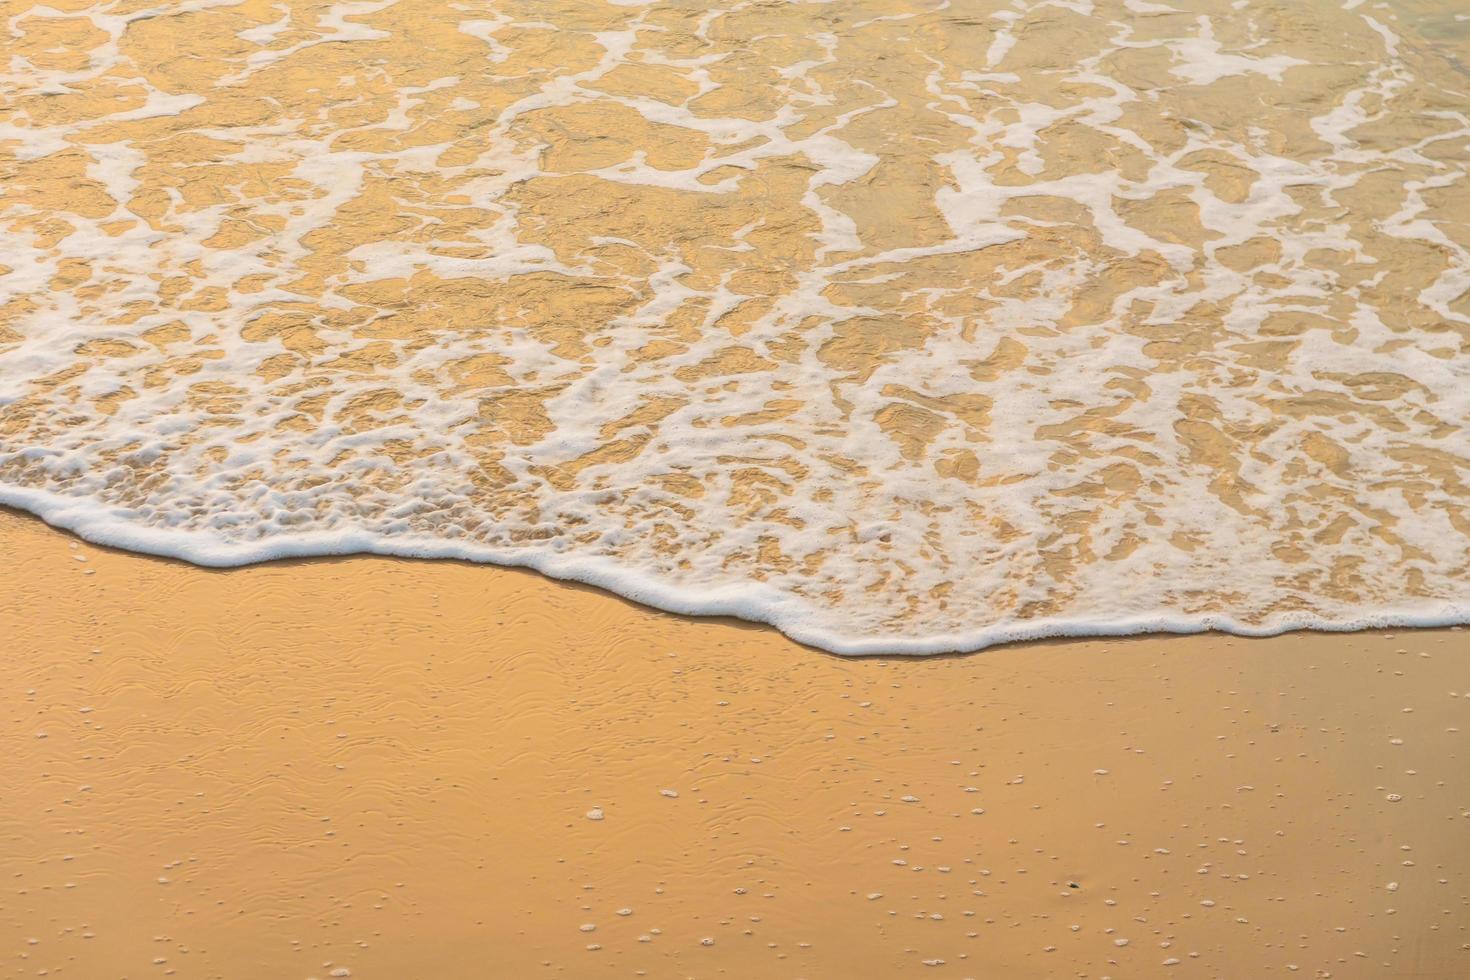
xmin=2 ymin=0 xmax=1468 ymax=653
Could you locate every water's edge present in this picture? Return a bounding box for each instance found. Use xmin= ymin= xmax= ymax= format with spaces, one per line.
xmin=6 ymin=484 xmax=1464 ymax=657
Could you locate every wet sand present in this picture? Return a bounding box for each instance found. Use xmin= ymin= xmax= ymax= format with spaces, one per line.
xmin=2 ymin=505 xmax=1467 ymax=979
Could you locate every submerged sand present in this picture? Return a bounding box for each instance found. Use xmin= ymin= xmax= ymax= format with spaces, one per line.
xmin=2 ymin=507 xmax=1467 ymax=978
xmin=6 ymin=0 xmax=1470 ymax=651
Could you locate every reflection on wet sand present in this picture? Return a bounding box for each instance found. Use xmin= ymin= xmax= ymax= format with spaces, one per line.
xmin=3 ymin=510 xmax=1468 ymax=977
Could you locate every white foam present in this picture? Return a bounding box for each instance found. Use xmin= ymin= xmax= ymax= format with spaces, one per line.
xmin=7 ymin=482 xmax=1466 ymax=656
xmin=2 ymin=0 xmax=1467 ymax=656
xmin=1167 ymin=16 xmax=1308 ymax=86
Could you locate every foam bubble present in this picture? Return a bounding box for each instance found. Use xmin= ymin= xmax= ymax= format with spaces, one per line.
xmin=2 ymin=0 xmax=1467 ymax=656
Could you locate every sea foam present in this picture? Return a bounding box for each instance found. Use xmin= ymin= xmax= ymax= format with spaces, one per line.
xmin=2 ymin=0 xmax=1468 ymax=654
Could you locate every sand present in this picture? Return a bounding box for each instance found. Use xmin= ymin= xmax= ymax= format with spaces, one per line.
xmin=2 ymin=506 xmax=1467 ymax=979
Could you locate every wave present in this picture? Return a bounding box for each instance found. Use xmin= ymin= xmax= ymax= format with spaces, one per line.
xmin=3 ymin=0 xmax=1468 ymax=654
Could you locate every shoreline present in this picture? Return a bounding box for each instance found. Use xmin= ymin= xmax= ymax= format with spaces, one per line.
xmin=4 ymin=506 xmax=1467 ymax=977
xmin=4 ymin=490 xmax=1467 ymax=658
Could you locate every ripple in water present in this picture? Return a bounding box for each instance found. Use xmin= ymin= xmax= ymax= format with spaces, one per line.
xmin=1 ymin=0 xmax=1468 ymax=652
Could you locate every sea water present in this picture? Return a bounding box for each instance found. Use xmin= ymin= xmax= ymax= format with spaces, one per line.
xmin=2 ymin=0 xmax=1468 ymax=653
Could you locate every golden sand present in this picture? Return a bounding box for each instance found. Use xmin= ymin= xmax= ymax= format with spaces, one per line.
xmin=3 ymin=507 xmax=1467 ymax=978
xmin=6 ymin=4 xmax=1470 ymax=976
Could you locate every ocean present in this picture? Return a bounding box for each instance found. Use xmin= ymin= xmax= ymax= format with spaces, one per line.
xmin=2 ymin=0 xmax=1468 ymax=653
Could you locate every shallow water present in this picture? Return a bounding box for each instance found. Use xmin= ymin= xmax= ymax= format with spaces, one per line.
xmin=2 ymin=0 xmax=1468 ymax=652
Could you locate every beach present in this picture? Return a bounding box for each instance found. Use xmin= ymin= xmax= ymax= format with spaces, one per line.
xmin=5 ymin=507 xmax=1466 ymax=978
xmin=5 ymin=0 xmax=1470 ymax=975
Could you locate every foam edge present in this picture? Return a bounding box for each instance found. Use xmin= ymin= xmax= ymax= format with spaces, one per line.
xmin=3 ymin=484 xmax=1466 ymax=657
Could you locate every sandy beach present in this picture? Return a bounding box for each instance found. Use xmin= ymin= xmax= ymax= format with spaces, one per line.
xmin=4 ymin=506 xmax=1466 ymax=978
xmin=5 ymin=0 xmax=1470 ymax=977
